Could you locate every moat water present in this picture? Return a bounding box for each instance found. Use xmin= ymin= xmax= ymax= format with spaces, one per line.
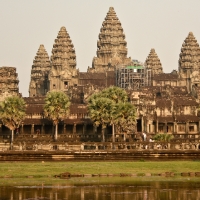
xmin=0 ymin=177 xmax=200 ymax=200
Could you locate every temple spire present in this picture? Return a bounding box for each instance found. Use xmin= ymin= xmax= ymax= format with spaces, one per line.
xmin=29 ymin=44 xmax=51 ymax=97
xmin=179 ymin=32 xmax=200 ymax=70
xmin=179 ymin=32 xmax=200 ymax=92
xmin=51 ymin=26 xmax=76 ymax=71
xmin=145 ymin=48 xmax=163 ymax=75
xmin=88 ymin=7 xmax=132 ymax=73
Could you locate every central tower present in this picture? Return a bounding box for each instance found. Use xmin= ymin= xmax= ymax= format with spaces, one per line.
xmin=88 ymin=7 xmax=133 ymax=73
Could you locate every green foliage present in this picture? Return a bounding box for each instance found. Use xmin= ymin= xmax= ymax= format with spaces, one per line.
xmin=153 ymin=133 xmax=174 ymax=142
xmin=88 ymin=86 xmax=136 ymax=139
xmin=44 ymin=91 xmax=71 ymax=125
xmin=88 ymin=96 xmax=114 ymax=128
xmin=116 ymin=102 xmax=136 ymax=133
xmin=100 ymin=86 xmax=128 ymax=103
xmin=0 ymin=96 xmax=26 ymax=131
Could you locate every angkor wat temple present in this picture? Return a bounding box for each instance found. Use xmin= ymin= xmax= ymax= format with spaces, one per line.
xmin=1 ymin=7 xmax=200 ymax=144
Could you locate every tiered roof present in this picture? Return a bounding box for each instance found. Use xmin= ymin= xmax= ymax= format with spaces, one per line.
xmin=90 ymin=7 xmax=132 ymax=72
xmin=29 ymin=45 xmax=50 ymax=97
xmin=179 ymin=32 xmax=200 ymax=69
xmin=30 ymin=45 xmax=50 ymax=81
xmin=145 ymin=49 xmax=163 ymax=74
xmin=51 ymin=26 xmax=76 ymax=71
xmin=97 ymin=7 xmax=128 ymax=60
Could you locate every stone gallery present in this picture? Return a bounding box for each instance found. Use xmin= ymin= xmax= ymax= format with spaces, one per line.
xmin=1 ymin=7 xmax=200 ymax=145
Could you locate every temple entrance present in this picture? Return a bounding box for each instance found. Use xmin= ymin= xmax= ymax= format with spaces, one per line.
xmin=137 ymin=119 xmax=142 ymax=132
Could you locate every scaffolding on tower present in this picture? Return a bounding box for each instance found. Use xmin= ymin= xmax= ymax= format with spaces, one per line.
xmin=116 ymin=62 xmax=145 ymax=89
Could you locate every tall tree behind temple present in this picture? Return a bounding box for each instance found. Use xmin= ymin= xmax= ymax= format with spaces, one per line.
xmin=0 ymin=96 xmax=26 ymax=149
xmin=44 ymin=91 xmax=71 ymax=141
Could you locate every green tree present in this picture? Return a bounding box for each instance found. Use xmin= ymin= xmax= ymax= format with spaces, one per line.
xmin=100 ymin=86 xmax=130 ymax=142
xmin=88 ymin=86 xmax=136 ymax=142
xmin=101 ymin=86 xmax=128 ymax=103
xmin=88 ymin=94 xmax=115 ymax=142
xmin=44 ymin=91 xmax=71 ymax=141
xmin=0 ymin=96 xmax=26 ymax=149
xmin=116 ymin=102 xmax=136 ymax=141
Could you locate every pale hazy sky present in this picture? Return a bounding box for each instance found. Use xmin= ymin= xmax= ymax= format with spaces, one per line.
xmin=0 ymin=0 xmax=200 ymax=97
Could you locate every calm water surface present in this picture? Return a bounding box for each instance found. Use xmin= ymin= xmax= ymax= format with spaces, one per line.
xmin=0 ymin=177 xmax=200 ymax=200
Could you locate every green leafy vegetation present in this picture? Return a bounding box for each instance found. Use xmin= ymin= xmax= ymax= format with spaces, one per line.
xmin=88 ymin=86 xmax=136 ymax=142
xmin=0 ymin=96 xmax=26 ymax=148
xmin=153 ymin=133 xmax=174 ymax=142
xmin=44 ymin=91 xmax=70 ymax=140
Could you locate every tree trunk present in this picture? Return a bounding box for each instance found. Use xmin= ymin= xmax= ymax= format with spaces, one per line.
xmin=102 ymin=127 xmax=105 ymax=142
xmin=55 ymin=124 xmax=58 ymax=141
xmin=10 ymin=130 xmax=14 ymax=150
xmin=112 ymin=124 xmax=115 ymax=143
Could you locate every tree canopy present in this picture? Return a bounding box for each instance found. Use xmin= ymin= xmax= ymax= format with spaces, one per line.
xmin=44 ymin=91 xmax=71 ymax=140
xmin=88 ymin=86 xmax=136 ymax=142
xmin=0 ymin=96 xmax=26 ymax=130
xmin=0 ymin=96 xmax=26 ymax=147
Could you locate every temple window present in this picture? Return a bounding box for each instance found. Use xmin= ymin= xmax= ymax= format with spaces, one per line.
xmin=189 ymin=126 xmax=194 ymax=132
xmin=178 ymin=125 xmax=185 ymax=132
xmin=64 ymin=81 xmax=68 ymax=88
xmin=53 ymin=84 xmax=56 ymax=89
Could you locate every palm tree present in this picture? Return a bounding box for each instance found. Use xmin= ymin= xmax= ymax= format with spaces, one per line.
xmin=0 ymin=96 xmax=26 ymax=149
xmin=44 ymin=91 xmax=70 ymax=141
xmin=88 ymin=94 xmax=115 ymax=142
xmin=100 ymin=86 xmax=130 ymax=142
xmin=116 ymin=102 xmax=136 ymax=141
xmin=88 ymin=86 xmax=136 ymax=143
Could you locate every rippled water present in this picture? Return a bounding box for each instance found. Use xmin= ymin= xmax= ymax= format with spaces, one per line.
xmin=1 ymin=177 xmax=200 ymax=200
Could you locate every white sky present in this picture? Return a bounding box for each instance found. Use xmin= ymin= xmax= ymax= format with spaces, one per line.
xmin=0 ymin=0 xmax=200 ymax=97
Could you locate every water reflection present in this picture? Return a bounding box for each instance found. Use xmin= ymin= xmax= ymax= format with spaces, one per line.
xmin=0 ymin=179 xmax=200 ymax=200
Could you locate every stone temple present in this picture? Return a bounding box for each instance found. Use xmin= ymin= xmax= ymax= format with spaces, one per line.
xmin=1 ymin=7 xmax=200 ymax=143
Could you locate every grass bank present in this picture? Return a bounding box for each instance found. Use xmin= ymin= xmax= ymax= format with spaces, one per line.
xmin=0 ymin=161 xmax=199 ymax=178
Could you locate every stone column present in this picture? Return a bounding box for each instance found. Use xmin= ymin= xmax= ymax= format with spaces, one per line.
xmin=146 ymin=120 xmax=149 ymax=133
xmin=186 ymin=121 xmax=189 ymax=134
xmin=173 ymin=122 xmax=177 ymax=134
xmin=31 ymin=124 xmax=34 ymax=134
xmin=141 ymin=117 xmax=144 ymax=132
xmin=73 ymin=123 xmax=76 ymax=134
xmin=156 ymin=120 xmax=159 ymax=133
